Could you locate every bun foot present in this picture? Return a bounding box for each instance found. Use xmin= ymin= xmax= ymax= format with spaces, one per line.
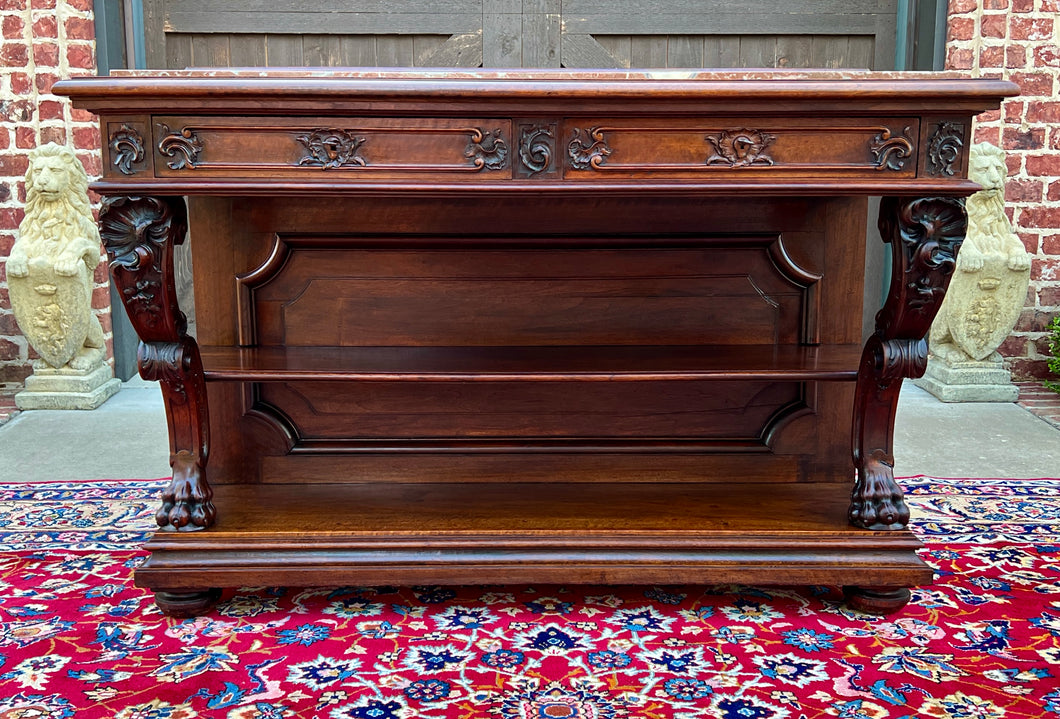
xmin=154 ymin=588 xmax=222 ymax=618
xmin=843 ymin=586 xmax=911 ymax=615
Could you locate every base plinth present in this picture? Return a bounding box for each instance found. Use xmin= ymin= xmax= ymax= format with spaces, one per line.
xmin=913 ymin=357 xmax=1019 ymax=403
xmin=15 ymin=364 xmax=121 ymax=410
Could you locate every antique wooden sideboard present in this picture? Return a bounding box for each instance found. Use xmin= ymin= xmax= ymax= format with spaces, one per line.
xmin=55 ymin=70 xmax=1016 ymax=617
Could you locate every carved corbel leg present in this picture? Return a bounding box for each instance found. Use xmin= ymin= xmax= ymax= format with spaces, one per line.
xmin=850 ymin=196 xmax=967 ymax=530
xmin=99 ymin=196 xmax=214 ymax=532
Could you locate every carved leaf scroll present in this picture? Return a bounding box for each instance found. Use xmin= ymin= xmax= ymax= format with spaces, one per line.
xmin=567 ymin=127 xmax=611 ymax=170
xmin=927 ymin=122 xmax=965 ymax=177
xmin=157 ymin=124 xmax=203 ymax=170
xmin=109 ymin=124 xmax=145 ymax=175
xmin=705 ymin=129 xmax=776 ymax=167
xmin=519 ymin=126 xmax=555 ymax=175
xmin=870 ymin=127 xmax=915 ymax=172
xmin=465 ymin=128 xmax=509 ymax=171
xmin=296 ymin=128 xmax=368 ymax=170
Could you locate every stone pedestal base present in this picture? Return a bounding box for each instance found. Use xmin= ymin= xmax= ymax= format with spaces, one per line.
xmin=15 ymin=364 xmax=121 ymax=410
xmin=913 ymin=356 xmax=1019 ymax=403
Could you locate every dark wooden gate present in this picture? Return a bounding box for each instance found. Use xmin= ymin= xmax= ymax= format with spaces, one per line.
xmin=142 ymin=0 xmax=898 ymax=71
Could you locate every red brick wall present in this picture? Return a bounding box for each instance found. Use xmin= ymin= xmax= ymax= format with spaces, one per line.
xmin=948 ymin=0 xmax=1060 ymax=379
xmin=0 ymin=0 xmax=108 ymax=394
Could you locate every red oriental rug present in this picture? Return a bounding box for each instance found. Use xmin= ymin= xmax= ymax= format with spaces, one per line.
xmin=0 ymin=477 xmax=1059 ymax=719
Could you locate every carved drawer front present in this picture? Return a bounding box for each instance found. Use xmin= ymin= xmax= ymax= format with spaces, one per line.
xmin=149 ymin=117 xmax=513 ymax=179
xmin=561 ymin=118 xmax=920 ymax=179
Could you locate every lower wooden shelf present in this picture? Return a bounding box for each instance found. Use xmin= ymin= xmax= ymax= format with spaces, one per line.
xmin=135 ymin=482 xmax=933 ymax=594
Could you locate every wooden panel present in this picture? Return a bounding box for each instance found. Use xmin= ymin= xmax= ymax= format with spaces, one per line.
xmin=145 ymin=0 xmax=897 ymax=72
xmin=579 ymin=34 xmax=880 ymax=70
xmin=563 ymin=0 xmax=896 ymax=35
xmin=246 ymin=243 xmax=810 ymax=347
xmin=264 ymin=35 xmax=302 ymax=66
xmin=165 ymin=2 xmax=481 ymax=35
xmin=260 ymin=379 xmax=802 ymax=441
xmin=228 ymin=34 xmax=268 ymax=66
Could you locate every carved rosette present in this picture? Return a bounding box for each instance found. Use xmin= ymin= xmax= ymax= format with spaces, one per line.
xmin=109 ymin=124 xmax=146 ymax=175
xmin=99 ymin=196 xmax=213 ymax=533
xmin=296 ymin=128 xmax=368 ymax=169
xmin=157 ymin=124 xmax=203 ymax=170
xmin=568 ymin=128 xmax=612 ymax=170
xmin=850 ymin=196 xmax=967 ymax=531
xmin=519 ymin=126 xmax=555 ymax=175
xmin=465 ymin=128 xmax=509 ymax=171
xmin=705 ymin=129 xmax=776 ymax=167
xmin=927 ymin=122 xmax=965 ymax=177
xmin=870 ymin=127 xmax=915 ymax=171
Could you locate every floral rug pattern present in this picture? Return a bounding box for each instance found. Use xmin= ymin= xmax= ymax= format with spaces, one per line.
xmin=0 ymin=477 xmax=1059 ymax=718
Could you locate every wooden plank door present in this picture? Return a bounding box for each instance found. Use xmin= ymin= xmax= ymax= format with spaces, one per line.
xmin=141 ymin=0 xmax=898 ymax=71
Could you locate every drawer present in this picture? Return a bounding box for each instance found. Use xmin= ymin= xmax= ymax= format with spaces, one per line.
xmin=146 ymin=116 xmax=514 ymax=180
xmin=560 ymin=117 xmax=921 ymax=179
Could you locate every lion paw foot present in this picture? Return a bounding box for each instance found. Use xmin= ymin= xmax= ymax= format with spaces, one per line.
xmin=157 ymin=451 xmax=215 ymax=531
xmin=850 ymin=453 xmax=910 ymax=530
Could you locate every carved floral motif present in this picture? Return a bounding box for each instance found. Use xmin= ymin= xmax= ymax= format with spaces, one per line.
xmin=157 ymin=124 xmax=203 ymax=170
xmin=705 ymin=129 xmax=776 ymax=167
xmin=109 ymin=124 xmax=145 ymax=175
xmin=519 ymin=126 xmax=555 ymax=175
xmin=296 ymin=129 xmax=368 ymax=170
xmin=567 ymin=128 xmax=611 ymax=170
xmin=870 ymin=127 xmax=915 ymax=172
xmin=927 ymin=121 xmax=965 ymax=177
xmin=465 ymin=128 xmax=509 ymax=171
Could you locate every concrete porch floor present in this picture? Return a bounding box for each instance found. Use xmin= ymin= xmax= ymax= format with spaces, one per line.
xmin=0 ymin=378 xmax=1058 ymax=482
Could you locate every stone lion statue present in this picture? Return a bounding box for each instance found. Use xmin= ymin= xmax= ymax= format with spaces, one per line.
xmin=958 ymin=143 xmax=1032 ymax=274
xmin=928 ymin=142 xmax=1032 ymax=364
xmin=7 ymin=143 xmax=106 ymax=370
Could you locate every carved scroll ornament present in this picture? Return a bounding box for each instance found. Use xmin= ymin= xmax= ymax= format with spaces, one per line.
xmin=568 ymin=128 xmax=611 ymax=170
xmin=870 ymin=127 xmax=915 ymax=171
xmin=465 ymin=128 xmax=509 ymax=171
xmin=519 ymin=126 xmax=555 ymax=175
xmin=296 ymin=128 xmax=368 ymax=170
xmin=927 ymin=121 xmax=965 ymax=177
xmin=705 ymin=129 xmax=776 ymax=167
xmin=109 ymin=124 xmax=146 ymax=175
xmin=157 ymin=124 xmax=203 ymax=170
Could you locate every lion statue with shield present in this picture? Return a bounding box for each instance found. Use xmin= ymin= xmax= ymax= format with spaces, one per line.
xmin=7 ymin=143 xmax=106 ymax=371
xmin=928 ymin=142 xmax=1032 ymax=365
